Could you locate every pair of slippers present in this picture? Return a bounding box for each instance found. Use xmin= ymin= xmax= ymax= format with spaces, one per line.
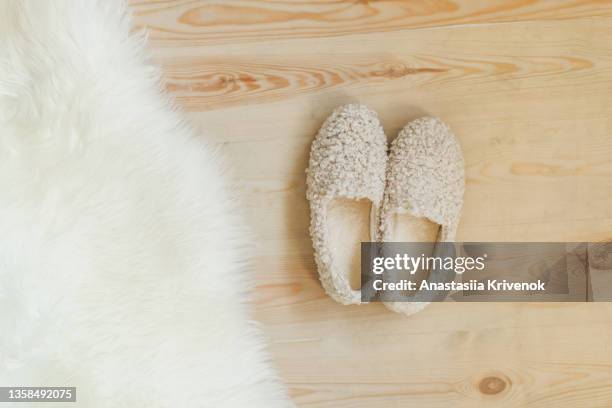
xmin=306 ymin=104 xmax=465 ymax=316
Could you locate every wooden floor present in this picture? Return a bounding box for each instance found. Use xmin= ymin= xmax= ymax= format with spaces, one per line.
xmin=132 ymin=1 xmax=612 ymax=406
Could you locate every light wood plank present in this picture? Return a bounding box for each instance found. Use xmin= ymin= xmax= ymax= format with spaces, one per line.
xmin=132 ymin=0 xmax=612 ymax=45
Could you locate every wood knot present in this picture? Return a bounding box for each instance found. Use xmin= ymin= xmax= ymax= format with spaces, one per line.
xmin=479 ymin=376 xmax=507 ymax=395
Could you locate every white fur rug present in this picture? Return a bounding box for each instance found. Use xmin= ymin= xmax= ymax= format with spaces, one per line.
xmin=0 ymin=1 xmax=292 ymax=406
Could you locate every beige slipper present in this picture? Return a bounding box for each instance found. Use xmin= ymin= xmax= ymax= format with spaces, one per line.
xmin=306 ymin=104 xmax=387 ymax=305
xmin=380 ymin=117 xmax=465 ymax=315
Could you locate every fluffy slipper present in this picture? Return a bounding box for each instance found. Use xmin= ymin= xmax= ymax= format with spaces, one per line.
xmin=380 ymin=117 xmax=465 ymax=315
xmin=306 ymin=104 xmax=387 ymax=305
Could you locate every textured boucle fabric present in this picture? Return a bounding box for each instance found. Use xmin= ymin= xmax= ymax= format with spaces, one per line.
xmin=306 ymin=104 xmax=387 ymax=305
xmin=381 ymin=117 xmax=465 ymax=316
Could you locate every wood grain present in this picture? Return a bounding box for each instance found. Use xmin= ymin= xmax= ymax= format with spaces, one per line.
xmin=160 ymin=52 xmax=598 ymax=111
xmin=131 ymin=1 xmax=612 ymax=406
xmin=162 ymin=55 xmax=449 ymax=110
xmin=132 ymin=0 xmax=612 ymax=45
